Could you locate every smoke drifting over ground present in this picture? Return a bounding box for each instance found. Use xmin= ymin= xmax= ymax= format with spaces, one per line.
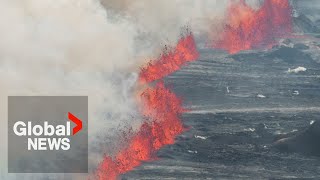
xmin=0 ymin=0 xmax=285 ymax=179
xmin=0 ymin=0 xmax=141 ymax=179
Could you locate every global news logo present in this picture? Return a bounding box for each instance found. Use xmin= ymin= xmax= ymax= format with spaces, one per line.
xmin=12 ymin=112 xmax=82 ymax=151
xmin=8 ymin=96 xmax=88 ymax=173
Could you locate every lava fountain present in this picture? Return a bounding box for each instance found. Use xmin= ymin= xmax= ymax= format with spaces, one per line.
xmin=95 ymin=32 xmax=199 ymax=180
xmin=212 ymin=0 xmax=293 ymax=54
xmin=139 ymin=33 xmax=199 ymax=83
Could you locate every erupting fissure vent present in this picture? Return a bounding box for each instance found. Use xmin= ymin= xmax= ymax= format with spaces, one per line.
xmin=212 ymin=0 xmax=293 ymax=54
xmin=95 ymin=33 xmax=199 ymax=180
xmin=139 ymin=34 xmax=199 ymax=83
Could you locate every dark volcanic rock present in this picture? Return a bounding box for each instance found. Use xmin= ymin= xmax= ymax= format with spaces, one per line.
xmin=293 ymin=14 xmax=320 ymax=33
xmin=273 ymin=121 xmax=320 ymax=156
xmin=293 ymin=43 xmax=309 ymax=50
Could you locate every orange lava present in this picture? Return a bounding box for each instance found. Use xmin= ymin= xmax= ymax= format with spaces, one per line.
xmin=95 ymin=33 xmax=199 ymax=180
xmin=139 ymin=33 xmax=199 ymax=83
xmin=212 ymin=0 xmax=292 ymax=54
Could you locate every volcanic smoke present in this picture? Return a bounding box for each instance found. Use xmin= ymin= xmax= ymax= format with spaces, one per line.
xmin=212 ymin=0 xmax=293 ymax=54
xmin=95 ymin=33 xmax=199 ymax=180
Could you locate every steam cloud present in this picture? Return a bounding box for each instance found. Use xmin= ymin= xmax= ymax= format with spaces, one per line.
xmin=0 ymin=0 xmax=280 ymax=179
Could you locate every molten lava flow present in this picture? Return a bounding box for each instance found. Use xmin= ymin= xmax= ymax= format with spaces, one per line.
xmin=95 ymin=82 xmax=186 ymax=180
xmin=139 ymin=33 xmax=199 ymax=83
xmin=95 ymin=33 xmax=199 ymax=180
xmin=212 ymin=0 xmax=293 ymax=54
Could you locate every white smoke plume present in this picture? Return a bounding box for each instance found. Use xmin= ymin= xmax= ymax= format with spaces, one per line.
xmin=0 ymin=0 xmax=263 ymax=179
xmin=100 ymin=0 xmax=229 ymax=47
xmin=0 ymin=1 xmax=142 ymax=179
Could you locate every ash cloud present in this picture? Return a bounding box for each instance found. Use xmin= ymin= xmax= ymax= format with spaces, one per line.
xmin=0 ymin=0 xmax=142 ymax=179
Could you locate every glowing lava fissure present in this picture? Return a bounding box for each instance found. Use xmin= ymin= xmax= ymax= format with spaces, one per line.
xmin=95 ymin=33 xmax=199 ymax=180
xmin=212 ymin=0 xmax=293 ymax=54
xmin=139 ymin=33 xmax=199 ymax=83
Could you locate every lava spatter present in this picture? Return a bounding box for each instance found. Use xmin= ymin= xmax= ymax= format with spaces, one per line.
xmin=139 ymin=33 xmax=199 ymax=83
xmin=95 ymin=33 xmax=198 ymax=180
xmin=212 ymin=0 xmax=293 ymax=54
